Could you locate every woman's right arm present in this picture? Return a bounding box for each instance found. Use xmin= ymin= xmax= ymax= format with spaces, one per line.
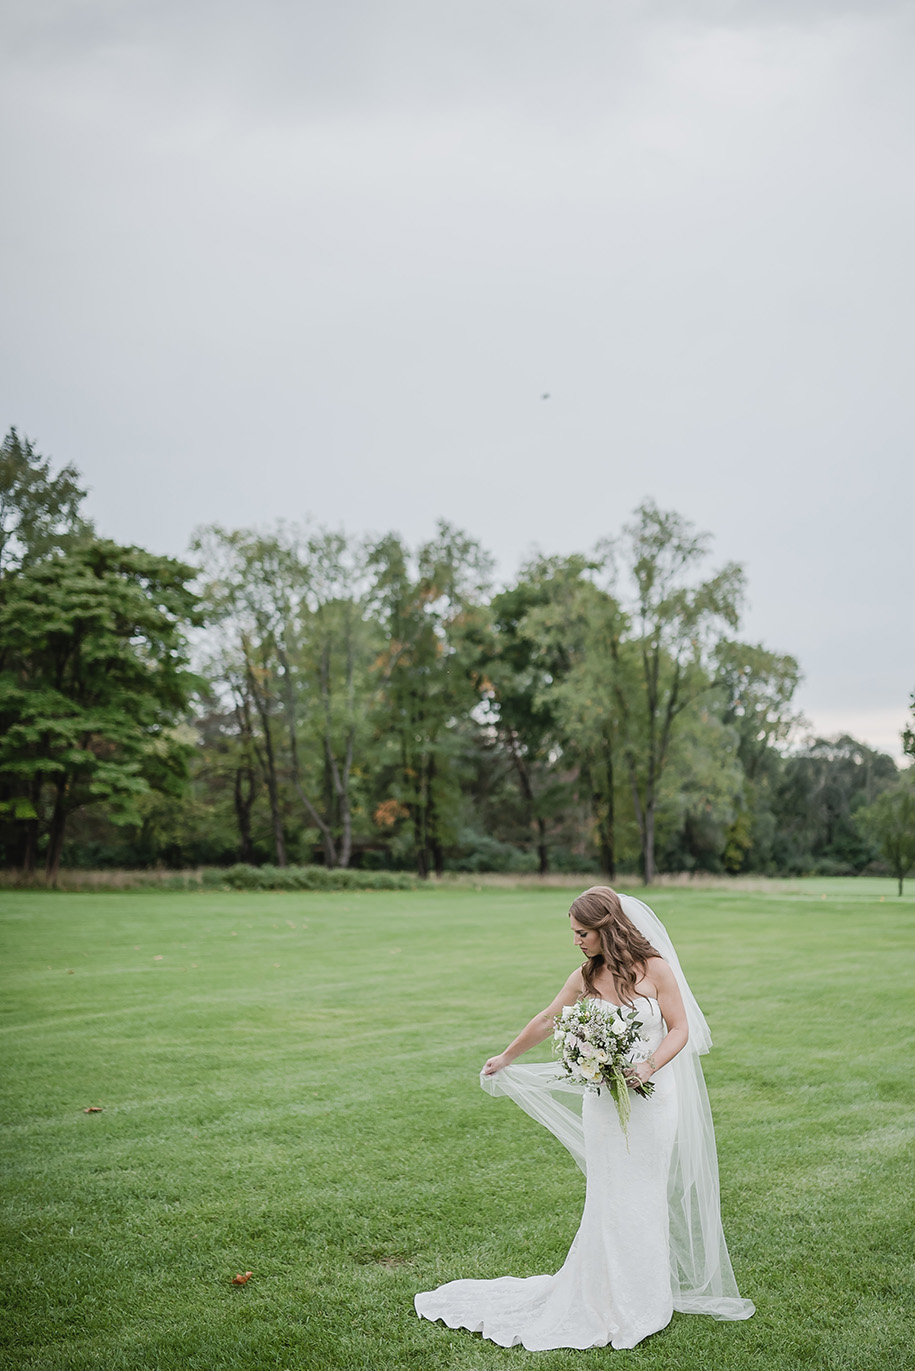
xmin=482 ymin=969 xmax=584 ymax=1075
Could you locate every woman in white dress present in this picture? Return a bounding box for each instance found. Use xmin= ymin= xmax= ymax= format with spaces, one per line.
xmin=414 ymin=886 xmax=755 ymax=1351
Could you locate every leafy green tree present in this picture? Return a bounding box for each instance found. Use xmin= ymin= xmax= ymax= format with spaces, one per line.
xmin=775 ymin=735 xmax=897 ymax=874
xmin=714 ymin=642 xmax=802 ymax=779
xmin=0 ymin=540 xmax=201 ymax=880
xmin=713 ymin=641 xmax=802 ymax=871
xmin=655 ymin=709 xmax=745 ymax=873
xmin=613 ymin=503 xmax=744 ymax=882
xmin=194 ymin=526 xmax=290 ymax=865
xmin=0 ymin=428 xmax=91 ymax=577
xmin=487 ymin=556 xmax=595 ymax=874
xmin=286 ymin=530 xmax=378 ymax=869
xmin=195 ymin=523 xmax=379 ymax=868
xmin=857 ymin=778 xmax=915 ymax=895
xmin=514 ymin=556 xmax=627 ymax=876
xmin=188 ymin=697 xmax=266 ymax=865
xmin=369 ymin=522 xmax=492 ymax=877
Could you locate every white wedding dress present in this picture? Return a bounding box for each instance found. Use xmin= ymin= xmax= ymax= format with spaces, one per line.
xmin=415 ymin=891 xmax=755 ymax=1352
xmin=414 ymin=996 xmax=678 ymax=1350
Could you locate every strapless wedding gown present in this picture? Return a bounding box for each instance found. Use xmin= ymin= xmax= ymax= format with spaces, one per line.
xmin=415 ymin=996 xmax=678 ymax=1350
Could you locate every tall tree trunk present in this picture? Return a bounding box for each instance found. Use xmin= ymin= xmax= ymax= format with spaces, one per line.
xmin=625 ymin=758 xmax=648 ymax=880
xmin=410 ymin=713 xmax=431 ymax=879
xmin=536 ymin=816 xmax=549 ymax=877
xmin=602 ymin=736 xmax=616 ymax=880
xmin=294 ymin=771 xmax=337 ymax=867
xmin=264 ymin=753 xmax=286 ymax=865
xmin=21 ymin=818 xmax=39 ymax=874
xmin=319 ymin=641 xmax=355 ymax=868
xmin=431 ymin=833 xmax=445 ymax=878
xmin=427 ymin=752 xmax=444 ymax=877
xmin=262 ymin=736 xmax=286 ymax=865
xmin=589 ymin=768 xmax=613 ymax=877
xmin=413 ymin=801 xmax=428 ymax=879
xmin=232 ymin=696 xmax=260 ymax=863
xmin=506 ymin=728 xmax=549 ymax=875
xmin=19 ymin=775 xmax=43 ymax=873
xmin=338 ymin=727 xmax=354 ymax=868
xmin=233 ymin=766 xmax=257 ymax=863
xmin=643 ymin=802 xmax=656 ymax=884
xmin=337 ymin=622 xmax=357 ymax=869
xmin=642 ymin=661 xmax=681 ymax=885
xmin=593 ymin=806 xmax=614 ymax=876
xmin=277 ymin=638 xmax=337 ymax=867
xmin=312 ymin=620 xmax=358 ymax=870
xmin=44 ymin=785 xmax=68 ymax=885
xmin=246 ymin=661 xmax=286 ymax=866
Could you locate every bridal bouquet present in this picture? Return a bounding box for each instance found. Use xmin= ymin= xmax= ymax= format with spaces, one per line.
xmin=552 ymin=999 xmax=654 ymax=1143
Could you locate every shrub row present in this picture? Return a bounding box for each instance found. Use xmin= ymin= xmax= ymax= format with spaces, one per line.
xmin=205 ymin=864 xmax=417 ymax=892
xmin=0 ymin=864 xmax=418 ymax=892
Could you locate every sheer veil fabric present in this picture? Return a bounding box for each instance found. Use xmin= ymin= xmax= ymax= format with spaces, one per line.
xmin=480 ymin=893 xmax=754 ymax=1321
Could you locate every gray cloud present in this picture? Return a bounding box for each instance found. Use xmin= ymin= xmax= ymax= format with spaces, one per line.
xmin=1 ymin=0 xmax=913 ymax=755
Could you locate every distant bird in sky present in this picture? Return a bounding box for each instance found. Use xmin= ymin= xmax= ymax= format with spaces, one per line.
xmin=541 ymin=392 xmax=550 ymax=400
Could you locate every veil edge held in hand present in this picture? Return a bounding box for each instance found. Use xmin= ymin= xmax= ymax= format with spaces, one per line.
xmin=481 ymin=892 xmax=755 ymax=1321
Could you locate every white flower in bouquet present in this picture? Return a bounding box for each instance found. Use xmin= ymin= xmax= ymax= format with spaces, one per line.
xmin=552 ymin=997 xmax=655 ymax=1145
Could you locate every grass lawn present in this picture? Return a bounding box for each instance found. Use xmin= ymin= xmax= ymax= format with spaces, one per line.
xmin=1 ymin=879 xmax=913 ymax=1370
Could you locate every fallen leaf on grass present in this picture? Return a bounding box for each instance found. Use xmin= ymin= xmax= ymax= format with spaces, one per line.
xmin=67 ymin=969 xmax=75 ymax=974
xmin=230 ymin=1271 xmax=253 ymax=1285
xmin=153 ymin=955 xmax=164 ymax=961
xmin=83 ymin=1106 xmax=103 ymax=1113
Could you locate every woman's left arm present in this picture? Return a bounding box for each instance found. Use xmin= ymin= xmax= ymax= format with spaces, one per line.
xmin=626 ymin=957 xmax=690 ymax=1088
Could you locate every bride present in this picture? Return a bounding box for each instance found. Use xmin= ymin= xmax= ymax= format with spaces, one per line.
xmin=414 ymin=886 xmax=755 ymax=1350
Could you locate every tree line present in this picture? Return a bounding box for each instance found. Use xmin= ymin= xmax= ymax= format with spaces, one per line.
xmin=2 ymin=428 xmax=914 ymax=888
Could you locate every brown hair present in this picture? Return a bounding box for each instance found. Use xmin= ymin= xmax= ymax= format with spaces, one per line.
xmin=569 ymin=886 xmax=661 ymax=1005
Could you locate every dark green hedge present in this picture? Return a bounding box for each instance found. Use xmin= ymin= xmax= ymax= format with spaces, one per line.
xmin=204 ymin=864 xmax=417 ymax=892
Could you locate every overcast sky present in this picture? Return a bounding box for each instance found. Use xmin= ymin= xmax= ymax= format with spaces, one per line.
xmin=2 ymin=0 xmax=913 ymax=756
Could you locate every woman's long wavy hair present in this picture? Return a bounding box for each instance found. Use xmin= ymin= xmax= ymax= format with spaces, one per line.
xmin=569 ymin=886 xmax=661 ymax=1005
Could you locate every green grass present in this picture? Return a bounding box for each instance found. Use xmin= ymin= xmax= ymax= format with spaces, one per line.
xmin=1 ymin=880 xmax=913 ymax=1370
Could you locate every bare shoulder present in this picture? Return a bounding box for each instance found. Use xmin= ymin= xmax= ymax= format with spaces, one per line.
xmin=645 ymin=956 xmax=678 ymax=994
xmin=561 ymin=965 xmax=586 ymax=998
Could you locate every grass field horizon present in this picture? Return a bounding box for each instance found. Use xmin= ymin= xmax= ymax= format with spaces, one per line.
xmin=1 ymin=868 xmax=909 ymax=896
xmin=2 ymin=880 xmax=913 ymax=1369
